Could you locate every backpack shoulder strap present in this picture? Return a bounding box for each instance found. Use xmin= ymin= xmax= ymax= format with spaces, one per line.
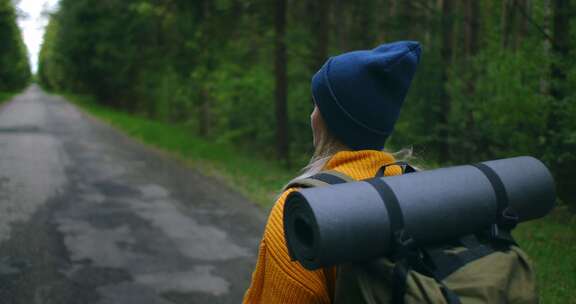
xmin=423 ymin=235 xmax=497 ymax=281
xmin=290 ymin=160 xmax=417 ymax=189
xmin=375 ymin=161 xmax=417 ymax=177
xmin=287 ymin=170 xmax=356 ymax=189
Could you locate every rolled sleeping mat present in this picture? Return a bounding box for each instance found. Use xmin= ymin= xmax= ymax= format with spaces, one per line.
xmin=283 ymin=156 xmax=556 ymax=270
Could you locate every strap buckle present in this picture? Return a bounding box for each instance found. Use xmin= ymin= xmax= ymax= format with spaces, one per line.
xmin=499 ymin=207 xmax=519 ymax=230
xmin=375 ymin=161 xmax=417 ymax=177
xmin=489 ymin=207 xmax=519 ymax=246
xmin=395 ymin=230 xmax=415 ymax=248
xmin=490 ymin=207 xmax=519 ymax=237
xmin=393 ymin=229 xmax=417 ymax=260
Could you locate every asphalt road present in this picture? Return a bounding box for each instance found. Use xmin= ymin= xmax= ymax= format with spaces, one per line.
xmin=0 ymin=85 xmax=266 ymax=304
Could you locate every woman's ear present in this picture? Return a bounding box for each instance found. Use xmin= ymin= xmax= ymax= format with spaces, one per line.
xmin=311 ymin=106 xmax=320 ymax=148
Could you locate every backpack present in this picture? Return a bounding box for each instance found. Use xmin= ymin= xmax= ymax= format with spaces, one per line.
xmin=288 ymin=162 xmax=539 ymax=304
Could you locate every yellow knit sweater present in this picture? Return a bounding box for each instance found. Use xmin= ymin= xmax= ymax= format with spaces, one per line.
xmin=243 ymin=150 xmax=403 ymax=303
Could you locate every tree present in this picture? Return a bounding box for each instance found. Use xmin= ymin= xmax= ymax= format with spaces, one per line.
xmin=461 ymin=0 xmax=480 ymax=161
xmin=310 ymin=0 xmax=331 ymax=71
xmin=438 ymin=0 xmax=454 ymax=162
xmin=275 ymin=0 xmax=289 ymax=162
xmin=548 ymin=0 xmax=574 ymax=203
xmin=0 ymin=0 xmax=30 ymax=91
xmin=37 ymin=0 xmax=576 ymax=202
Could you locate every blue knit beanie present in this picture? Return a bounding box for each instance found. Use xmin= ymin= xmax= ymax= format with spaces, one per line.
xmin=311 ymin=41 xmax=422 ymax=150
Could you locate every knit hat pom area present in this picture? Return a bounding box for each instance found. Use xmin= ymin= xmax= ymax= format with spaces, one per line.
xmin=312 ymin=41 xmax=422 ymax=151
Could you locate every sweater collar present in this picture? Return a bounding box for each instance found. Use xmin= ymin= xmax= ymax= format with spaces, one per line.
xmin=323 ymin=150 xmax=399 ymax=180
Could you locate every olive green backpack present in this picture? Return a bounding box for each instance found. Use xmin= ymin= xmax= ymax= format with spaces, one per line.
xmin=290 ymin=162 xmax=538 ymax=304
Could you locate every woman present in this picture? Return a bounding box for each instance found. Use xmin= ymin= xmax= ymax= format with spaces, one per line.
xmin=243 ymin=41 xmax=422 ymax=303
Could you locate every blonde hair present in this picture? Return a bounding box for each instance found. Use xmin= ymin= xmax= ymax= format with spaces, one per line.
xmin=283 ymin=111 xmax=348 ymax=190
xmin=283 ymin=109 xmax=417 ymax=192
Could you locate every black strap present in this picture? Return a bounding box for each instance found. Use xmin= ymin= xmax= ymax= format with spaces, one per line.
xmin=487 ymin=228 xmax=518 ymax=251
xmin=375 ymin=161 xmax=417 ymax=177
xmin=366 ymin=175 xmax=461 ymax=304
xmin=470 ymin=163 xmax=508 ymax=220
xmin=424 ymin=232 xmax=517 ymax=281
xmin=441 ymin=286 xmax=462 ymax=304
xmin=289 ymin=170 xmax=356 ymax=189
xmin=393 ymin=247 xmax=462 ymax=304
xmin=471 ymin=163 xmax=519 ymax=239
xmin=399 ymin=162 xmax=417 ymax=174
xmin=426 ymin=244 xmax=495 ymax=280
xmin=368 ymin=167 xmax=419 ymax=304
xmin=365 ymin=178 xmax=415 ymax=259
xmin=391 ymin=261 xmax=410 ymax=304
xmin=391 ymin=260 xmax=461 ymax=304
xmin=308 ymin=172 xmax=348 ymax=185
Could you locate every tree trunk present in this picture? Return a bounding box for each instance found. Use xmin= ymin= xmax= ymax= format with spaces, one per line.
xmin=464 ymin=0 xmax=479 ymax=57
xmin=548 ymin=0 xmax=573 ymax=202
xmin=198 ymin=0 xmax=211 ymax=138
xmin=501 ymin=0 xmax=517 ymax=49
xmin=463 ymin=0 xmax=479 ymax=161
xmin=311 ymin=0 xmax=331 ymax=71
xmin=438 ymin=0 xmax=453 ymax=162
xmin=547 ymin=0 xmax=570 ymax=139
xmin=353 ymin=0 xmax=376 ymax=48
xmin=376 ymin=0 xmax=394 ymax=42
xmin=423 ymin=0 xmax=434 ymax=46
xmin=551 ymin=0 xmax=569 ymax=101
xmin=333 ymin=0 xmax=349 ymax=51
xmin=398 ymin=0 xmax=416 ymax=39
xmin=388 ymin=0 xmax=398 ymax=41
xmin=516 ymin=0 xmax=531 ymax=47
xmin=275 ymin=0 xmax=289 ymax=163
xmin=199 ymin=88 xmax=211 ymax=137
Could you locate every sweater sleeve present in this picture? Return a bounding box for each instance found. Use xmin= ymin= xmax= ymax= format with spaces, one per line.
xmin=243 ymin=189 xmax=335 ymax=304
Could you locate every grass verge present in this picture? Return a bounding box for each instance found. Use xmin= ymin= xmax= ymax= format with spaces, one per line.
xmin=514 ymin=205 xmax=576 ymax=303
xmin=0 ymin=91 xmax=16 ymax=106
xmin=63 ymin=92 xmax=574 ymax=303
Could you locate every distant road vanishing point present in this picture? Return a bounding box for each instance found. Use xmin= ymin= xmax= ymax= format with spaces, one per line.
xmin=0 ymin=85 xmax=265 ymax=304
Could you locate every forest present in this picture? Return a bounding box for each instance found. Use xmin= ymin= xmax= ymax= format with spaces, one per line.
xmin=0 ymin=0 xmax=30 ymax=94
xmin=37 ymin=0 xmax=575 ymax=205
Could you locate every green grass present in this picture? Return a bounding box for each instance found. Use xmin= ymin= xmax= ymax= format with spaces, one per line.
xmin=514 ymin=205 xmax=576 ymax=303
xmin=64 ymin=93 xmax=296 ymax=208
xmin=0 ymin=91 xmax=16 ymax=105
xmin=63 ymin=92 xmax=574 ymax=303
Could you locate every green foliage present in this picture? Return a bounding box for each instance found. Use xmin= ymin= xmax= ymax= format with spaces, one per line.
xmin=39 ymin=0 xmax=282 ymax=154
xmin=447 ymin=43 xmax=550 ymax=161
xmin=514 ymin=206 xmax=576 ymax=303
xmin=0 ymin=91 xmax=16 ymax=105
xmin=0 ymin=0 xmax=30 ymax=91
xmin=38 ymin=0 xmax=575 ymax=203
